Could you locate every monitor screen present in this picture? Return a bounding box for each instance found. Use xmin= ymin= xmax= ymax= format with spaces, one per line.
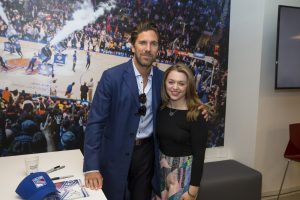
xmin=275 ymin=5 xmax=300 ymax=89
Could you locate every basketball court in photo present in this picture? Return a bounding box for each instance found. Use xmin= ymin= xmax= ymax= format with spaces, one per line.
xmin=0 ymin=37 xmax=170 ymax=100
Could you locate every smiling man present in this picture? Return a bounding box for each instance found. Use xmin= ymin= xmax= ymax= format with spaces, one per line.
xmin=83 ymin=21 xmax=164 ymax=200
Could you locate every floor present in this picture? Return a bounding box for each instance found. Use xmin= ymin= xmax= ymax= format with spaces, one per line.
xmin=262 ymin=191 xmax=300 ymax=200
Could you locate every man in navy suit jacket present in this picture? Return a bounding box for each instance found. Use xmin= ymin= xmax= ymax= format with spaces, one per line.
xmin=83 ymin=22 xmax=164 ymax=200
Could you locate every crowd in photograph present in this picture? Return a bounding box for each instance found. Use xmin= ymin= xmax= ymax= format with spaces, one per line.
xmin=0 ymin=0 xmax=226 ymax=63
xmin=0 ymin=0 xmax=230 ymax=148
xmin=0 ymin=87 xmax=89 ymax=157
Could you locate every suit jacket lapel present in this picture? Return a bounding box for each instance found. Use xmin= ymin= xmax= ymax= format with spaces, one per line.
xmin=123 ymin=60 xmax=139 ymax=105
xmin=152 ymin=67 xmax=161 ymax=115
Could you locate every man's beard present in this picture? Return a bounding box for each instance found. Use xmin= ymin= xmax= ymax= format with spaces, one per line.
xmin=135 ymin=53 xmax=156 ymax=68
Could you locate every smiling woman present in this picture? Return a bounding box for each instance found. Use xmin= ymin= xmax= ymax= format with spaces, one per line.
xmin=161 ymin=63 xmax=202 ymax=121
xmin=165 ymin=70 xmax=188 ymax=108
xmin=157 ymin=62 xmax=208 ymax=199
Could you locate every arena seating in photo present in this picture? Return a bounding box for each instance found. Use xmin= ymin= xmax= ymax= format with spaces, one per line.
xmin=198 ymin=160 xmax=262 ymax=200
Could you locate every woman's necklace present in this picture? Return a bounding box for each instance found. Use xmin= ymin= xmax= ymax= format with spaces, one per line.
xmin=169 ymin=108 xmax=178 ymax=116
xmin=169 ymin=104 xmax=178 ymax=117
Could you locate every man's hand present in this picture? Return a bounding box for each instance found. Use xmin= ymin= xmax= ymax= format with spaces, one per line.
xmin=198 ymin=104 xmax=209 ymax=121
xmin=84 ymin=171 xmax=103 ymax=190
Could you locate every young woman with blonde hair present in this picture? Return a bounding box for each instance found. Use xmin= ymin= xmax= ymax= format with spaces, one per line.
xmin=157 ymin=62 xmax=208 ymax=200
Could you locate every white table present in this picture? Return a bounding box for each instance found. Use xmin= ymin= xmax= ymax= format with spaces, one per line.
xmin=0 ymin=149 xmax=106 ymax=199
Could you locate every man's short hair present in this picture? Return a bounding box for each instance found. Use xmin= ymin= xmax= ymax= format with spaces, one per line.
xmin=130 ymin=21 xmax=159 ymax=45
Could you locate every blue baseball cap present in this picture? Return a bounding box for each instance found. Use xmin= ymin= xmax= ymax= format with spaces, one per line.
xmin=16 ymin=172 xmax=58 ymax=200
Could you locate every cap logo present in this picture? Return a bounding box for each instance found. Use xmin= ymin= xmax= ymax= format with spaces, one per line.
xmin=32 ymin=176 xmax=47 ymax=188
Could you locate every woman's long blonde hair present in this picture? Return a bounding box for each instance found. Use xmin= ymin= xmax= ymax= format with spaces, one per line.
xmin=161 ymin=62 xmax=203 ymax=121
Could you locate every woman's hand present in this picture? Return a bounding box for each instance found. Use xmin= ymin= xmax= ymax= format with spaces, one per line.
xmin=160 ymin=158 xmax=171 ymax=168
xmin=180 ymin=186 xmax=198 ymax=200
xmin=180 ymin=192 xmax=195 ymax=200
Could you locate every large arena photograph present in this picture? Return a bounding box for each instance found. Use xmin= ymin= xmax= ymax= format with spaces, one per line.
xmin=0 ymin=0 xmax=230 ymax=156
xmin=2 ymin=1 xmax=299 ymax=200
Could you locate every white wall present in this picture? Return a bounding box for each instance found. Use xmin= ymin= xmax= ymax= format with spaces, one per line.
xmin=224 ymin=0 xmax=300 ymax=195
xmin=256 ymin=0 xmax=300 ymax=194
xmin=224 ymin=0 xmax=264 ymax=167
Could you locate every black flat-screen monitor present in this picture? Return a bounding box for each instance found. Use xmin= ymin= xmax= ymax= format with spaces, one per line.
xmin=275 ymin=5 xmax=300 ymax=89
